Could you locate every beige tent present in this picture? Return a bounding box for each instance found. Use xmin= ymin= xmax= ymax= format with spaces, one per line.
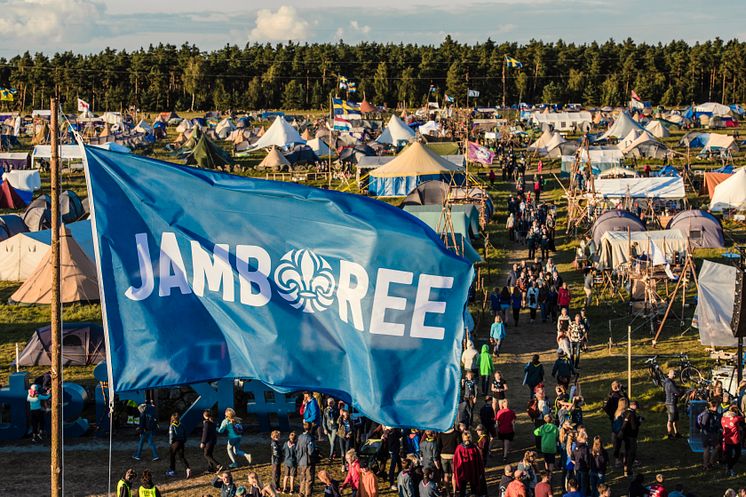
xmin=256 ymin=147 xmax=290 ymax=171
xmin=644 ymin=120 xmax=670 ymax=138
xmin=10 ymin=228 xmax=99 ymax=304
xmin=369 ymin=141 xmax=463 ymax=178
xmin=301 ymin=128 xmax=312 ymax=140
xmin=597 ymin=229 xmax=688 ymax=270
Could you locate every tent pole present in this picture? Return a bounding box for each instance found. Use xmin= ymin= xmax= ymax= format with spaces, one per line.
xmin=50 ymin=97 xmax=63 ymax=497
xmin=627 ymin=325 xmax=632 ymax=399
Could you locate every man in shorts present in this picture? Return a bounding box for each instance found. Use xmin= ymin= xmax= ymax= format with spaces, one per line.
xmin=663 ymin=370 xmax=684 ymax=439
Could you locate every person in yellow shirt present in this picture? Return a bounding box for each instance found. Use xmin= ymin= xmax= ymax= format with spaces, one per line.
xmin=138 ymin=469 xmax=162 ymax=497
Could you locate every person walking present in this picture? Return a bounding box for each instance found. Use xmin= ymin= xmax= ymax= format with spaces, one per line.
xmin=27 ymin=384 xmax=50 ymax=443
xmin=571 ymin=431 xmax=591 ymax=497
xmin=511 ymin=287 xmax=522 ymax=326
xmin=479 ymin=345 xmax=494 ymax=394
xmin=552 ymin=351 xmax=575 ymax=389
xmin=201 ymin=409 xmax=223 ymax=473
xmin=336 ymin=410 xmax=354 ymax=469
xmin=270 ymin=430 xmax=282 ymax=488
xmin=323 ymin=398 xmax=339 ymax=461
xmin=568 ymin=315 xmax=586 ymax=369
xmin=452 ymin=432 xmax=486 ymax=497
xmin=490 ymin=314 xmax=507 ymax=357
xmin=523 ymin=355 xmax=544 ymax=397
xmin=384 ymin=426 xmax=403 ymax=490
xmin=533 ymin=415 xmax=558 ymax=473
xmin=589 ymin=436 xmax=608 ymax=497
xmin=133 ymin=402 xmax=160 ymax=462
xmin=219 ymin=408 xmax=252 ymax=469
xmin=302 ymin=392 xmax=322 ymax=438
xmin=297 ymin=422 xmax=318 ymax=497
xmin=166 ymin=412 xmax=191 ymax=479
xmin=527 ymin=283 xmax=539 ymax=324
xmin=496 ymin=399 xmax=517 ymax=464
xmin=557 ymin=282 xmax=571 ymax=313
xmin=341 ymin=450 xmax=361 ymax=497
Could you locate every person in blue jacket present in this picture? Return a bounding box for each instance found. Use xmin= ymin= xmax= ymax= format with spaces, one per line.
xmin=27 ymin=384 xmax=50 ymax=442
xmin=302 ymin=392 xmax=321 ymax=437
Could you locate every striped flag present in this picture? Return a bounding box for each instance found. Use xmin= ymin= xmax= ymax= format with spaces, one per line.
xmin=78 ymin=98 xmax=90 ymax=112
xmin=505 ymin=56 xmax=523 ymax=68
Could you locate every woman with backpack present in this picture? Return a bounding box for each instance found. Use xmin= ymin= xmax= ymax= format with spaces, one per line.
xmin=166 ymin=412 xmax=191 ymax=478
xmin=219 ymin=407 xmax=253 ymax=469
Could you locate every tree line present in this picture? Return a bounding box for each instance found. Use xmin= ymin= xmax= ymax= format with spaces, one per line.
xmin=0 ymin=36 xmax=744 ymax=113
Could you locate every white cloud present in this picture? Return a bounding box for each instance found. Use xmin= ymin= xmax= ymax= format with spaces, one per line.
xmin=0 ymin=0 xmax=106 ymax=42
xmin=349 ymin=20 xmax=371 ymax=34
xmin=249 ymin=6 xmax=310 ymax=41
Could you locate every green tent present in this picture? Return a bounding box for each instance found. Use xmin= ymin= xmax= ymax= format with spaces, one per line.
xmin=403 ymin=204 xmax=480 ymax=239
xmin=185 ymin=135 xmax=232 ymax=170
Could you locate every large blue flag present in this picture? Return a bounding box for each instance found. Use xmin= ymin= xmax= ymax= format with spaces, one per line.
xmin=84 ymin=146 xmax=473 ymax=430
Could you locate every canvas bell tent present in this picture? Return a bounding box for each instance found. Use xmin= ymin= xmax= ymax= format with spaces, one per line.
xmin=368 ymin=142 xmax=464 ymax=196
xmin=9 ymin=226 xmax=99 ymax=304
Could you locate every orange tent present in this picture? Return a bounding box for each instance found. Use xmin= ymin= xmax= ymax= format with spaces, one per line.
xmin=360 ymin=99 xmax=375 ymax=113
xmin=704 ymin=172 xmax=732 ymax=198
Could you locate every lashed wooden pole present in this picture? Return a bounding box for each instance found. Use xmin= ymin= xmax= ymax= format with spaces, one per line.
xmin=50 ymin=97 xmax=62 ymax=497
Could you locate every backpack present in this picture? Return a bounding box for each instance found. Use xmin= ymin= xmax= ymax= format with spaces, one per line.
xmin=144 ymin=413 xmax=159 ymax=433
xmin=697 ymin=410 xmax=719 ymax=434
xmin=233 ymin=422 xmax=244 ymax=435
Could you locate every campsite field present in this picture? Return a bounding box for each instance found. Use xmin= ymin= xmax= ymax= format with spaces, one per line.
xmin=1 ymin=120 xmax=746 ymax=496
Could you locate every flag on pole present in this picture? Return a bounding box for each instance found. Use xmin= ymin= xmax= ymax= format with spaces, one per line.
xmin=444 ymin=94 xmax=455 ymax=103
xmin=505 ymin=56 xmax=523 ymax=68
xmin=77 ymin=98 xmax=90 ymax=112
xmin=338 ymin=76 xmax=348 ymax=90
xmin=348 ymin=82 xmax=357 ymax=93
xmin=467 ymin=141 xmax=495 ymax=165
xmin=332 ymin=98 xmax=362 ymax=125
xmin=631 ymin=90 xmax=641 ymax=102
xmin=429 ymin=85 xmax=438 ymax=94
xmin=83 ymin=146 xmax=473 ymax=430
xmin=467 ymin=89 xmax=480 ymax=98
xmin=0 ymin=88 xmax=17 ymax=101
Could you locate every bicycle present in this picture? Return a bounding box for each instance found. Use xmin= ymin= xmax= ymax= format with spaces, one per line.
xmin=645 ymin=356 xmax=665 ymax=387
xmin=677 ymin=354 xmax=704 ymax=386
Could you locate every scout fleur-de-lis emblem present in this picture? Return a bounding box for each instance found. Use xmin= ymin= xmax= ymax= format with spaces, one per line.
xmin=273 ymin=249 xmax=336 ymax=313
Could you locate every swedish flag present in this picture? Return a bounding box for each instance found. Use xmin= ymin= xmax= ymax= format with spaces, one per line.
xmin=505 ymin=56 xmax=523 ymax=69
xmin=0 ymin=88 xmax=16 ymax=101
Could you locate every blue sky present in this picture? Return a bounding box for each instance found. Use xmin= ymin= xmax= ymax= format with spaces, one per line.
xmin=0 ymin=0 xmax=743 ymax=56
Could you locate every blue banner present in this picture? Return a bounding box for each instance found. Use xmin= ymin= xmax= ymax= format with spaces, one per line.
xmin=83 ymin=147 xmax=473 ymax=430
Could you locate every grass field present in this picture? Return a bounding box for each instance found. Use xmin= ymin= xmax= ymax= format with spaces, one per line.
xmin=0 ymin=116 xmax=745 ymax=495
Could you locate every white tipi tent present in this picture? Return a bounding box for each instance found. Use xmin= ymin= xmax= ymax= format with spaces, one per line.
xmin=376 ymin=115 xmax=416 ymax=146
xmin=711 ymin=167 xmax=746 ymax=211
xmin=306 ymin=138 xmax=336 ymax=159
xmin=599 ymin=112 xmax=645 ymax=140
xmin=644 ymin=120 xmax=670 ymax=138
xmin=250 ymin=116 xmax=306 ymax=150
